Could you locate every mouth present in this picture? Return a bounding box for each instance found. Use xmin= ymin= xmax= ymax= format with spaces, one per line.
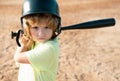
xmin=38 ymin=37 xmax=46 ymax=40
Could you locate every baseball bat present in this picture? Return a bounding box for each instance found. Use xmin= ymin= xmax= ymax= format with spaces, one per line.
xmin=11 ymin=18 xmax=115 ymax=47
xmin=61 ymin=18 xmax=115 ymax=30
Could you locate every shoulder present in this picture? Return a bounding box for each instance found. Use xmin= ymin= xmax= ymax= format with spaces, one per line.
xmin=44 ymin=38 xmax=59 ymax=52
xmin=26 ymin=38 xmax=59 ymax=57
xmin=25 ymin=38 xmax=59 ymax=67
xmin=30 ymin=38 xmax=59 ymax=54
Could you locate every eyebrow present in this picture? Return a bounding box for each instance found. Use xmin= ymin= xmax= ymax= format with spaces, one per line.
xmin=26 ymin=22 xmax=31 ymax=27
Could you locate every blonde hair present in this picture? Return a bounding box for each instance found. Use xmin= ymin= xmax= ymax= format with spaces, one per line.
xmin=22 ymin=14 xmax=59 ymax=48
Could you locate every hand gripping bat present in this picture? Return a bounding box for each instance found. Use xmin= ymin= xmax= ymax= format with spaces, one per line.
xmin=11 ymin=18 xmax=115 ymax=46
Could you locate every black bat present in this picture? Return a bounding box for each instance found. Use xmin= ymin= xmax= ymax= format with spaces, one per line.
xmin=11 ymin=18 xmax=115 ymax=46
xmin=61 ymin=18 xmax=115 ymax=30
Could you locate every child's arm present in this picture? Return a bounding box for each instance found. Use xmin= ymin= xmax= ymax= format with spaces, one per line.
xmin=15 ymin=62 xmax=20 ymax=67
xmin=14 ymin=46 xmax=30 ymax=64
xmin=14 ymin=35 xmax=31 ymax=64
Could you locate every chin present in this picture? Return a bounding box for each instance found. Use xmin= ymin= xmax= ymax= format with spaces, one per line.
xmin=37 ymin=39 xmax=47 ymax=43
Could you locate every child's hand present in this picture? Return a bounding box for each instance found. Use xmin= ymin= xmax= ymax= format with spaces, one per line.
xmin=19 ymin=34 xmax=33 ymax=50
xmin=20 ymin=34 xmax=29 ymax=47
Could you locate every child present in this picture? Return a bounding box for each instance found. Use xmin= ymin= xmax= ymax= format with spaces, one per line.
xmin=14 ymin=0 xmax=61 ymax=81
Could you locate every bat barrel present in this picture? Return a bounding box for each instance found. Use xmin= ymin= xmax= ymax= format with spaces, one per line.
xmin=61 ymin=18 xmax=115 ymax=30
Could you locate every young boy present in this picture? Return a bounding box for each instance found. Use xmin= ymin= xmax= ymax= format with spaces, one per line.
xmin=14 ymin=0 xmax=61 ymax=81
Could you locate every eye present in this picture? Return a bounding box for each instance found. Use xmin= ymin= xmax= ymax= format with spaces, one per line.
xmin=45 ymin=26 xmax=49 ymax=29
xmin=33 ymin=26 xmax=38 ymax=29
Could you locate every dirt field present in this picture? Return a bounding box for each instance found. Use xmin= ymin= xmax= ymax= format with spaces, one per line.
xmin=0 ymin=0 xmax=120 ymax=81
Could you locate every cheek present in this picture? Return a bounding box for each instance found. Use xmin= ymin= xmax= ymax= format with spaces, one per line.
xmin=30 ymin=29 xmax=36 ymax=37
xmin=48 ymin=30 xmax=53 ymax=36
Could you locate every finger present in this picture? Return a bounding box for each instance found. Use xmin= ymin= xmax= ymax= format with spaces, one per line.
xmin=23 ymin=35 xmax=29 ymax=40
xmin=19 ymin=35 xmax=28 ymax=43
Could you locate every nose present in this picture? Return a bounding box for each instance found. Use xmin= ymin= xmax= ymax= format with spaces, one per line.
xmin=38 ymin=28 xmax=45 ymax=36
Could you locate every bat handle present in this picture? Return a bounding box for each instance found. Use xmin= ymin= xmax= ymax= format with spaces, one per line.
xmin=11 ymin=30 xmax=23 ymax=47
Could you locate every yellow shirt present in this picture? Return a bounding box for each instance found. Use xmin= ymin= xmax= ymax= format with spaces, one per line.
xmin=18 ymin=38 xmax=59 ymax=81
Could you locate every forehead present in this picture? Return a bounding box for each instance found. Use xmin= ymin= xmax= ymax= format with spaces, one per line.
xmin=29 ymin=20 xmax=47 ymax=27
xmin=26 ymin=17 xmax=49 ymax=28
xmin=23 ymin=14 xmax=56 ymax=29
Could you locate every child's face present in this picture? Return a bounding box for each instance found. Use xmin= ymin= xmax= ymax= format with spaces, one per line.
xmin=29 ymin=19 xmax=53 ymax=43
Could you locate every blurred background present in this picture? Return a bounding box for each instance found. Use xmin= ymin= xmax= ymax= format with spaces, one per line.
xmin=0 ymin=0 xmax=120 ymax=81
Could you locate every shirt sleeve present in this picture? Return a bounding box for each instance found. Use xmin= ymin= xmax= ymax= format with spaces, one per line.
xmin=25 ymin=43 xmax=56 ymax=71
